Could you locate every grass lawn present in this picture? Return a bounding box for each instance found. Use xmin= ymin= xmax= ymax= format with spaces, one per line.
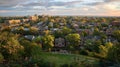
xmin=34 ymin=52 xmax=100 ymax=66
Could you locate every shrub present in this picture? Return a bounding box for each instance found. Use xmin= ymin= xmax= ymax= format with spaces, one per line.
xmin=0 ymin=53 xmax=4 ymax=63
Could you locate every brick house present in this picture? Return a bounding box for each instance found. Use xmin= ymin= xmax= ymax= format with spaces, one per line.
xmin=54 ymin=37 xmax=65 ymax=48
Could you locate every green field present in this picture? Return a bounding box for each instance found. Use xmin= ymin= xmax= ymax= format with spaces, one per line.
xmin=0 ymin=52 xmax=101 ymax=67
xmin=33 ymin=52 xmax=100 ymax=67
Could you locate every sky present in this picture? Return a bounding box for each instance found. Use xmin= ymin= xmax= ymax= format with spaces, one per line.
xmin=0 ymin=0 xmax=120 ymax=16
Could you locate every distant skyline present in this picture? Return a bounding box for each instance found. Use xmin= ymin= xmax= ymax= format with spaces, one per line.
xmin=0 ymin=0 xmax=120 ymax=16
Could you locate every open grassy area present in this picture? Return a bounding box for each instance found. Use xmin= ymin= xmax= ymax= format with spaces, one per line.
xmin=0 ymin=52 xmax=101 ymax=67
xmin=35 ymin=52 xmax=100 ymax=66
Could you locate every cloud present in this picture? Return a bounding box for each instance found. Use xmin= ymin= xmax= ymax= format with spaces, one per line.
xmin=0 ymin=0 xmax=120 ymax=16
xmin=10 ymin=0 xmax=82 ymax=11
xmin=1 ymin=0 xmax=81 ymax=12
xmin=0 ymin=0 xmax=29 ymax=7
xmin=20 ymin=0 xmax=82 ymax=7
xmin=84 ymin=0 xmax=120 ymax=6
xmin=104 ymin=0 xmax=120 ymax=2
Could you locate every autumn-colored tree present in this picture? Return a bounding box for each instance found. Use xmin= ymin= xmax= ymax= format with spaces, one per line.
xmin=0 ymin=32 xmax=24 ymax=60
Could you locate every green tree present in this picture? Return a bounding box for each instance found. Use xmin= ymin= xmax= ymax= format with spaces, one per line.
xmin=81 ymin=31 xmax=88 ymax=37
xmin=65 ymin=33 xmax=80 ymax=50
xmin=93 ymin=28 xmax=101 ymax=36
xmin=0 ymin=18 xmax=3 ymax=23
xmin=53 ymin=30 xmax=63 ymax=38
xmin=107 ymin=43 xmax=120 ymax=63
xmin=20 ymin=39 xmax=41 ymax=58
xmin=62 ymin=27 xmax=72 ymax=36
xmin=84 ymin=40 xmax=101 ymax=53
xmin=41 ymin=35 xmax=54 ymax=51
xmin=113 ymin=30 xmax=120 ymax=41
xmin=0 ymin=53 xmax=4 ymax=63
xmin=100 ymin=33 xmax=107 ymax=44
xmin=98 ymin=42 xmax=113 ymax=58
xmin=53 ymin=23 xmax=60 ymax=28
xmin=33 ymin=36 xmax=41 ymax=43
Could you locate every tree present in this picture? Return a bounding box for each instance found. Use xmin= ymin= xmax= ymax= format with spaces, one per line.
xmin=93 ymin=28 xmax=101 ymax=36
xmin=30 ymin=27 xmax=39 ymax=33
xmin=61 ymin=27 xmax=72 ymax=36
xmin=113 ymin=30 xmax=120 ymax=42
xmin=50 ymin=19 xmax=55 ymax=23
xmin=20 ymin=39 xmax=41 ymax=58
xmin=65 ymin=33 xmax=80 ymax=50
xmin=102 ymin=18 xmax=106 ymax=22
xmin=0 ymin=32 xmax=24 ymax=60
xmin=0 ymin=53 xmax=4 ymax=63
xmin=33 ymin=36 xmax=41 ymax=43
xmin=53 ymin=30 xmax=63 ymax=38
xmin=101 ymin=23 xmax=108 ymax=27
xmin=98 ymin=42 xmax=113 ymax=58
xmin=0 ymin=18 xmax=3 ymax=23
xmin=43 ymin=30 xmax=51 ymax=35
xmin=81 ymin=31 xmax=88 ymax=37
xmin=53 ymin=23 xmax=60 ymax=28
xmin=107 ymin=43 xmax=120 ymax=63
xmin=41 ymin=35 xmax=54 ymax=51
xmin=100 ymin=33 xmax=107 ymax=44
xmin=84 ymin=40 xmax=101 ymax=53
xmin=18 ymin=26 xmax=24 ymax=31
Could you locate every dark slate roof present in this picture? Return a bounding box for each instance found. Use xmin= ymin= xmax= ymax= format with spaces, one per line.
xmin=24 ymin=35 xmax=35 ymax=40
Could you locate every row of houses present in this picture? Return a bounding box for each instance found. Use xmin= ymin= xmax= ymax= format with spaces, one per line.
xmin=24 ymin=35 xmax=66 ymax=47
xmin=6 ymin=15 xmax=38 ymax=26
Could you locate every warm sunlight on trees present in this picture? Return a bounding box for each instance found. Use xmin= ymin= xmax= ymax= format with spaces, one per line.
xmin=41 ymin=35 xmax=54 ymax=51
xmin=65 ymin=33 xmax=80 ymax=50
xmin=0 ymin=32 xmax=24 ymax=60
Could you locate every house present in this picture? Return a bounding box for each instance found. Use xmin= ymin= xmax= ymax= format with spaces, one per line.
xmin=44 ymin=26 xmax=48 ymax=30
xmin=105 ymin=36 xmax=118 ymax=43
xmin=50 ymin=28 xmax=60 ymax=32
xmin=11 ymin=27 xmax=19 ymax=31
xmin=76 ymin=29 xmax=83 ymax=34
xmin=22 ymin=19 xmax=29 ymax=22
xmin=24 ymin=35 xmax=35 ymax=41
xmin=7 ymin=19 xmax=21 ymax=25
xmin=24 ymin=28 xmax=30 ymax=31
xmin=76 ymin=29 xmax=92 ymax=35
xmin=54 ymin=38 xmax=65 ymax=48
xmin=106 ymin=28 xmax=113 ymax=36
xmin=49 ymin=22 xmax=53 ymax=27
xmin=84 ymin=29 xmax=91 ymax=34
xmin=29 ymin=16 xmax=38 ymax=21
xmin=59 ymin=23 xmax=65 ymax=26
xmin=72 ymin=23 xmax=79 ymax=29
xmin=37 ymin=22 xmax=43 ymax=25
xmin=110 ymin=21 xmax=120 ymax=26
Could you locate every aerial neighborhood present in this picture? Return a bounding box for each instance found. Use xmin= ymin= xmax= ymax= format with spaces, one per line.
xmin=0 ymin=0 xmax=120 ymax=66
xmin=0 ymin=15 xmax=120 ymax=51
xmin=0 ymin=15 xmax=120 ymax=67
